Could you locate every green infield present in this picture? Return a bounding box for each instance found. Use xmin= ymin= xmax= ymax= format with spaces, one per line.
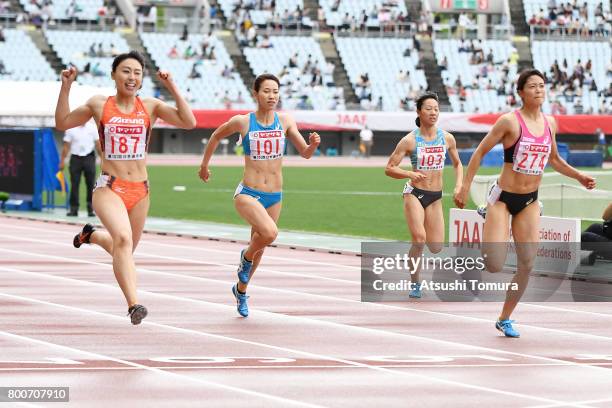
xmin=57 ymin=165 xmax=604 ymax=241
xmin=144 ymin=166 xmax=499 ymax=241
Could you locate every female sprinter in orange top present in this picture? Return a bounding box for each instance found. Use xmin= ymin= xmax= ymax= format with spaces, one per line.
xmin=198 ymin=73 xmax=320 ymax=317
xmin=385 ymin=93 xmax=463 ymax=298
xmin=456 ymin=69 xmax=595 ymax=337
xmin=55 ymin=51 xmax=196 ymax=325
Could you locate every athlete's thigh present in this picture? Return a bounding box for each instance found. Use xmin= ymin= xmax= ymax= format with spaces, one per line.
xmin=482 ymin=201 xmax=511 ymax=272
xmin=424 ymin=199 xmax=444 ymax=251
xmin=511 ymin=202 xmax=540 ymax=266
xmin=483 ymin=201 xmax=511 ymax=242
xmin=93 ymin=188 xmax=132 ymax=239
xmin=403 ymin=194 xmax=426 ymax=239
xmin=265 ymin=201 xmax=282 ymax=224
xmin=128 ymin=195 xmax=150 ymax=251
xmin=235 ymin=194 xmax=277 ymax=232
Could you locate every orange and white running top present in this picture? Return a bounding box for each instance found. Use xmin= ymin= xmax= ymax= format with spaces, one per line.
xmin=99 ymin=96 xmax=151 ymax=161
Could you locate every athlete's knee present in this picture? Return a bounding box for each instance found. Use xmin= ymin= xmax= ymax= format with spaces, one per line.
xmin=259 ymin=224 xmax=278 ymax=244
xmin=516 ymin=258 xmax=535 ymax=273
xmin=112 ymin=231 xmax=133 ymax=250
xmin=427 ymin=242 xmax=443 ymax=254
xmin=484 ymin=258 xmax=504 ymax=273
xmin=411 ymin=232 xmax=427 ymax=244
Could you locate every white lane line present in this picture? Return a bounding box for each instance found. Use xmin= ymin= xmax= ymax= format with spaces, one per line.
xmin=0 ymin=244 xmax=612 ymax=374
xmin=0 ymin=228 xmax=359 ymax=285
xmin=0 ymin=221 xmax=361 ymax=271
xmin=2 ymin=258 xmax=612 ymax=382
xmin=522 ymin=303 xmax=612 ymax=318
xmin=1 ymin=237 xmax=612 ymax=346
xmin=2 ymin=362 xmax=612 ymax=372
xmin=0 ymin=291 xmax=583 ymax=407
xmin=0 ymin=330 xmax=324 ymax=408
xmin=527 ymin=397 xmax=612 ymax=408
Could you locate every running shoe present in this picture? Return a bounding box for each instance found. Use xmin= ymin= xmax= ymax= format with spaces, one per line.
xmin=232 ymin=284 xmax=249 ymax=317
xmin=409 ymin=282 xmax=422 ymax=298
xmin=73 ymin=223 xmax=96 ymax=248
xmin=236 ymin=249 xmax=253 ymax=284
xmin=127 ymin=304 xmax=148 ymax=325
xmin=477 ymin=205 xmax=487 ymax=219
xmin=495 ymin=319 xmax=520 ymax=338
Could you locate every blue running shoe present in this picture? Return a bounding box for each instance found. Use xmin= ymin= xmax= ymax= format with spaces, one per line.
xmin=237 ymin=249 xmax=253 ymax=284
xmin=409 ymin=282 xmax=422 ymax=298
xmin=496 ymin=319 xmax=520 ymax=338
xmin=232 ymin=284 xmax=249 ymax=317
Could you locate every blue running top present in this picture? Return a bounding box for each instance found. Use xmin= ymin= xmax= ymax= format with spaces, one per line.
xmin=242 ymin=112 xmax=286 ymax=161
xmin=410 ymin=128 xmax=447 ymax=171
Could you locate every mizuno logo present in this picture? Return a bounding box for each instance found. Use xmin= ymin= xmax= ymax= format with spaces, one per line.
xmin=108 ymin=117 xmax=145 ymax=124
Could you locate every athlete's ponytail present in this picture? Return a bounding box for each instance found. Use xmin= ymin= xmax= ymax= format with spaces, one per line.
xmin=415 ymin=117 xmax=421 ymax=127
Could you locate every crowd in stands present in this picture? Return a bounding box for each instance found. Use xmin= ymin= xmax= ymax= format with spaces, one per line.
xmin=438 ymin=38 xmax=520 ymax=113
xmin=226 ymin=0 xmax=308 ymax=31
xmin=320 ymin=0 xmax=411 ymax=32
xmin=258 ymin=46 xmax=342 ymax=110
xmin=13 ymin=0 xmax=123 ymax=27
xmin=528 ymin=1 xmax=611 ymax=36
xmin=0 ymin=1 xmax=11 ymax=14
xmin=1 ymin=0 xmax=610 ymax=114
xmin=544 ymin=58 xmax=612 ymax=114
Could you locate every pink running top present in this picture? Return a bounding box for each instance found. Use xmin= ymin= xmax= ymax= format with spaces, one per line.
xmin=503 ymin=110 xmax=553 ymax=176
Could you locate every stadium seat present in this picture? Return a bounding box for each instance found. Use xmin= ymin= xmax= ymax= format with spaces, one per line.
xmin=45 ymin=30 xmax=154 ymax=97
xmin=243 ymin=36 xmax=345 ymax=110
xmin=336 ymin=37 xmax=426 ymax=111
xmin=141 ymin=32 xmax=255 ymax=110
xmin=0 ymin=29 xmax=56 ymax=81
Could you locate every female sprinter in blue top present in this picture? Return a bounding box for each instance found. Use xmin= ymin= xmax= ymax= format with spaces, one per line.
xmin=198 ymin=73 xmax=320 ymax=317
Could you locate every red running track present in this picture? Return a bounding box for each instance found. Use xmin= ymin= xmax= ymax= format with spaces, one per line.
xmin=1 ymin=216 xmax=612 ymax=407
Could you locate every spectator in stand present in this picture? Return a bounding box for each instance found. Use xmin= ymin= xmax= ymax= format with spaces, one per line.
xmin=221 ymin=65 xmax=232 ymax=78
xmin=180 ymin=24 xmax=189 ymax=41
xmin=440 ymin=56 xmax=448 ymax=70
xmin=183 ymin=45 xmax=195 ymax=59
xmin=168 ymin=44 xmax=179 ymax=59
xmin=0 ymin=58 xmax=10 ymax=75
xmin=259 ymin=34 xmax=272 ymax=48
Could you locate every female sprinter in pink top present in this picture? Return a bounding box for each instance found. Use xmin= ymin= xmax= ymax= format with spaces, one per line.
xmin=198 ymin=73 xmax=320 ymax=318
xmin=456 ymin=69 xmax=595 ymax=337
xmin=55 ymin=51 xmax=196 ymax=325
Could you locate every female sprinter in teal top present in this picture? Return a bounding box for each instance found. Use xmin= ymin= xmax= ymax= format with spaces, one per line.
xmin=385 ymin=93 xmax=463 ymax=298
xmin=199 ymin=73 xmax=321 ymax=317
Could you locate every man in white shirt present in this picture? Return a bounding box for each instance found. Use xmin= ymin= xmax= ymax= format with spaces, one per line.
xmin=359 ymin=124 xmax=374 ymax=158
xmin=59 ymin=121 xmax=100 ymax=217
